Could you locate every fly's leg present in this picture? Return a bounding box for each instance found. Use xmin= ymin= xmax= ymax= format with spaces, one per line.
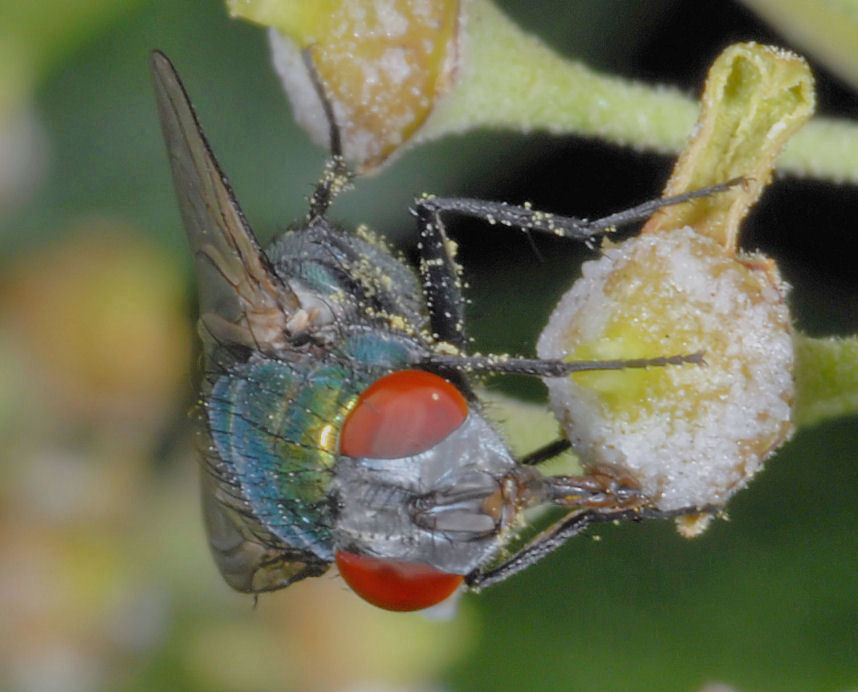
xmin=411 ymin=200 xmax=468 ymax=350
xmin=465 ymin=504 xmax=720 ymax=590
xmin=505 ymin=464 xmax=646 ymax=516
xmin=411 ymin=202 xmax=707 ymax=380
xmin=410 ymin=180 xmax=739 ymax=368
xmin=410 ymin=464 xmax=645 ymax=541
xmin=409 ymin=202 xmax=703 ymax=382
xmin=301 ymin=49 xmax=353 ymax=220
xmin=546 ymin=466 xmax=645 ymax=510
xmin=517 ymin=438 xmax=572 ymax=466
xmin=414 ymin=179 xmax=742 ymax=244
xmin=420 ymin=351 xmax=705 ymax=378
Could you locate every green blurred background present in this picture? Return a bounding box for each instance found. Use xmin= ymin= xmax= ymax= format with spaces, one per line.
xmin=0 ymin=1 xmax=856 ymax=690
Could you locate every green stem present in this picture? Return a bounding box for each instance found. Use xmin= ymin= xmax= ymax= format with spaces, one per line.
xmin=795 ymin=333 xmax=858 ymax=428
xmin=421 ymin=0 xmax=858 ymax=184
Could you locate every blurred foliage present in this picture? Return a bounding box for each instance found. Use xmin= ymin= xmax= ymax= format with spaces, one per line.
xmin=739 ymin=0 xmax=858 ymax=90
xmin=0 ymin=1 xmax=856 ymax=691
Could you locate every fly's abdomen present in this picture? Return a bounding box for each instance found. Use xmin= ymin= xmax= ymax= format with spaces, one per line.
xmin=208 ymin=358 xmax=361 ymax=560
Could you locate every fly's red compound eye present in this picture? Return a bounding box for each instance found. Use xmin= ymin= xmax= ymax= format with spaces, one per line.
xmin=339 ymin=369 xmax=468 ymax=459
xmin=335 ymin=550 xmax=464 ymax=611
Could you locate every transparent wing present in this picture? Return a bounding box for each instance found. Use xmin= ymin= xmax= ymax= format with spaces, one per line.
xmin=150 ymin=50 xmax=299 ymax=356
xmin=200 ymin=470 xmax=329 ymax=592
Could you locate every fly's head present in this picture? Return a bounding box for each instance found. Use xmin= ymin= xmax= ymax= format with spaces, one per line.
xmin=330 ymin=369 xmax=545 ymax=611
xmin=327 ymin=366 xmax=653 ymax=612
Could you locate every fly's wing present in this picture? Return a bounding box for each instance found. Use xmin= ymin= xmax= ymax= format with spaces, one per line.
xmin=150 ymin=51 xmax=299 ymax=363
xmin=151 ymin=52 xmax=328 ymax=592
xmin=201 ymin=471 xmax=329 ymax=593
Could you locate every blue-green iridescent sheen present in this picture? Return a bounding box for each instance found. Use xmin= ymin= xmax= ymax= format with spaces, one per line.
xmin=208 ymin=333 xmax=415 ymax=559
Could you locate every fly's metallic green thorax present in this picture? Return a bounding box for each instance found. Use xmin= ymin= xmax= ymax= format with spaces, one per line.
xmin=269 ymin=219 xmax=429 ymax=337
xmin=205 ymin=330 xmax=422 ymax=558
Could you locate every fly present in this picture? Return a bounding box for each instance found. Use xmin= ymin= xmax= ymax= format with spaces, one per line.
xmin=150 ymin=51 xmax=729 ymax=611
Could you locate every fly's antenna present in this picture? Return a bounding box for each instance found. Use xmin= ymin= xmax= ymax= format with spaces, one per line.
xmin=302 ymin=48 xmax=353 ymax=220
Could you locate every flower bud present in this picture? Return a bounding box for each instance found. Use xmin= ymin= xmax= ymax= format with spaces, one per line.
xmin=537 ymin=43 xmax=814 ymax=534
xmin=229 ymin=0 xmax=459 ymax=171
xmin=537 ymin=227 xmax=793 ymax=514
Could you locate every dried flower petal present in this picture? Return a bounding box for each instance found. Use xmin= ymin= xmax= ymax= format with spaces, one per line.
xmin=643 ymin=43 xmax=815 ymax=249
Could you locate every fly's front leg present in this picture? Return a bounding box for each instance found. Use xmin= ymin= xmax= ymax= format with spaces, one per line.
xmin=546 ymin=466 xmax=645 ymax=510
xmin=407 ymin=464 xmax=642 ymax=544
xmin=466 ymin=504 xmax=719 ymax=590
xmin=459 ymin=461 xmax=718 ymax=590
